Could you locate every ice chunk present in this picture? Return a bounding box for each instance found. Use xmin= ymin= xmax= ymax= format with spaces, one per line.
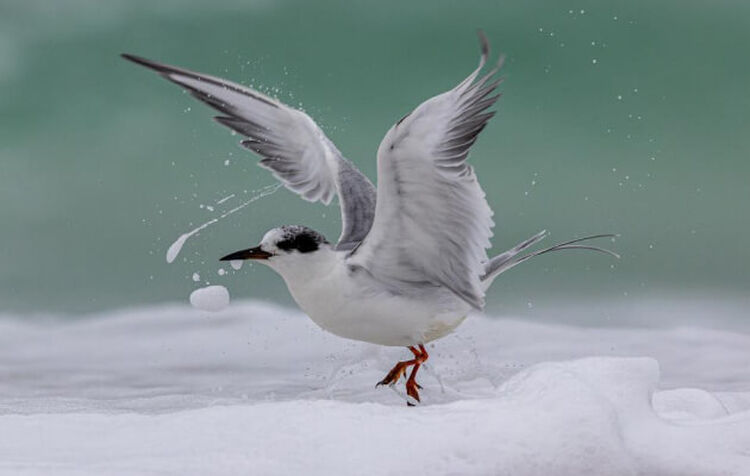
xmin=189 ymin=285 xmax=230 ymax=312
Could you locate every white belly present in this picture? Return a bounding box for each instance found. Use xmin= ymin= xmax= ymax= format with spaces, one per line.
xmin=280 ymin=259 xmax=470 ymax=347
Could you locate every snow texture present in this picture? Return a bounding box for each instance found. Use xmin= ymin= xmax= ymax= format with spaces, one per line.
xmin=0 ymin=301 xmax=748 ymax=475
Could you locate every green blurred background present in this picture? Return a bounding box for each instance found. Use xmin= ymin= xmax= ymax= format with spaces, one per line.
xmin=1 ymin=0 xmax=748 ymax=323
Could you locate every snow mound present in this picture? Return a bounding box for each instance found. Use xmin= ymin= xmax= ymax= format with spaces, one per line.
xmin=0 ymin=301 xmax=748 ymax=475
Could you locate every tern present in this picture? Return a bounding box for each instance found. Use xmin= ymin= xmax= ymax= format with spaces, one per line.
xmin=123 ymin=32 xmax=617 ymax=404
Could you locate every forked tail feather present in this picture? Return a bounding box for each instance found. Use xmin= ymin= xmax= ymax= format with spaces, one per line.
xmin=481 ymin=232 xmax=619 ymax=284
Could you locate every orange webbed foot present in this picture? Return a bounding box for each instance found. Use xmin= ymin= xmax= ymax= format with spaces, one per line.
xmin=377 ymin=345 xmax=429 ymax=406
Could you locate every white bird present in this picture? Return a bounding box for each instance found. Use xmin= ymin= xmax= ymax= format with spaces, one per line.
xmin=123 ymin=32 xmax=617 ymax=404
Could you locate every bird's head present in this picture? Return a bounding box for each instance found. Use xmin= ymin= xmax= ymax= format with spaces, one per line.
xmin=220 ymin=225 xmax=332 ymax=275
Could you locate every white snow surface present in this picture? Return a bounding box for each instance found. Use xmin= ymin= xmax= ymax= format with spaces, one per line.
xmin=0 ymin=301 xmax=749 ymax=475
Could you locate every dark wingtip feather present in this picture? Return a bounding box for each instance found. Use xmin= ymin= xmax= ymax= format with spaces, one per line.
xmin=121 ymin=53 xmax=169 ymax=73
xmin=548 ymin=245 xmax=621 ymax=260
xmin=476 ymin=29 xmax=490 ymax=58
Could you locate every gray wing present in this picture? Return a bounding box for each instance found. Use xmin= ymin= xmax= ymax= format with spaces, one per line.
xmin=121 ymin=54 xmax=375 ymax=249
xmin=348 ymin=33 xmax=503 ymax=310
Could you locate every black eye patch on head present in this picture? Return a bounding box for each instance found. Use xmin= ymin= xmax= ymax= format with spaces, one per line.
xmin=277 ymin=232 xmax=321 ymax=253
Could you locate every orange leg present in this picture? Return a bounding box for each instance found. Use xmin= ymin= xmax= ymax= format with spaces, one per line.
xmin=405 ymin=345 xmax=429 ymax=403
xmin=377 ymin=345 xmax=429 ymax=405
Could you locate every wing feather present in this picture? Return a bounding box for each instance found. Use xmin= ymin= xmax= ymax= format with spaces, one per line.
xmin=349 ymin=32 xmax=503 ymax=309
xmin=121 ymin=53 xmax=375 ymax=247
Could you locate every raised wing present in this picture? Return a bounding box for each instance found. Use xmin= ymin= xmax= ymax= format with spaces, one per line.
xmin=121 ymin=54 xmax=375 ymax=249
xmin=349 ymin=33 xmax=502 ymax=309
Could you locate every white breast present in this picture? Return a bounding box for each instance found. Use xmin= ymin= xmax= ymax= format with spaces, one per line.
xmin=267 ymin=250 xmax=470 ymax=347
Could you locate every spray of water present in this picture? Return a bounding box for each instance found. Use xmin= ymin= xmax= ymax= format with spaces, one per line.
xmin=166 ymin=184 xmax=282 ymax=264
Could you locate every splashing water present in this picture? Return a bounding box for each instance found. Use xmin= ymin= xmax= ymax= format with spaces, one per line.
xmin=166 ymin=184 xmax=282 ymax=263
xmin=216 ymin=194 xmax=235 ymax=205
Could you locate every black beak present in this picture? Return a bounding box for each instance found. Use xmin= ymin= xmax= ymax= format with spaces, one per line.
xmin=220 ymin=246 xmax=273 ymax=261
